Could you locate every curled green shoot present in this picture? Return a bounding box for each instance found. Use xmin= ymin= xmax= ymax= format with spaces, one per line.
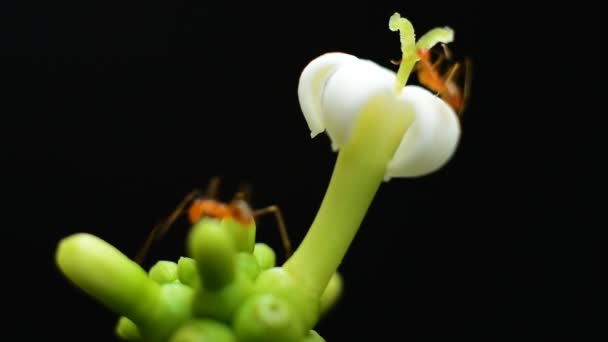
xmin=415 ymin=27 xmax=454 ymax=50
xmin=389 ymin=12 xmax=416 ymax=91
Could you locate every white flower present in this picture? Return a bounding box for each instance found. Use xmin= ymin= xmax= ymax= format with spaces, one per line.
xmin=297 ymin=52 xmax=461 ymax=180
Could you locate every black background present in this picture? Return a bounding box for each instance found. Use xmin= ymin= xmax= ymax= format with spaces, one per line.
xmin=1 ymin=1 xmax=594 ymax=340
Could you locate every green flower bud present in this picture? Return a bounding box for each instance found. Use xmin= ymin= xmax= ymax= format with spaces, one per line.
xmin=222 ymin=218 xmax=256 ymax=253
xmin=137 ymin=283 xmax=194 ymax=341
xmin=234 ymin=294 xmax=306 ymax=342
xmin=187 ymin=218 xmax=237 ymax=290
xmin=254 ymin=268 xmax=320 ymax=331
xmin=169 ymin=319 xmax=236 ymax=342
xmin=149 ymin=261 xmax=178 ymax=284
xmin=237 ymin=252 xmax=261 ymax=281
xmin=177 ymin=257 xmax=200 ymax=288
xmin=301 ymin=330 xmax=326 ymax=342
xmin=193 ymin=272 xmax=254 ymax=323
xmin=253 ymin=243 xmax=276 ymax=270
xmin=115 ymin=316 xmax=141 ymax=341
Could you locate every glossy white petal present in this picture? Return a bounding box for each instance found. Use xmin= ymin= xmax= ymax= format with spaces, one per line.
xmin=387 ymin=86 xmax=461 ymax=179
xmin=297 ymin=52 xmax=358 ymax=139
xmin=321 ymin=58 xmax=397 ymax=151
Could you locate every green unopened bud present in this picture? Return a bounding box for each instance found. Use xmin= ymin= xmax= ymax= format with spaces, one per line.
xmin=169 ymin=319 xmax=236 ymax=342
xmin=253 ymin=243 xmax=276 ymax=270
xmin=115 ymin=316 xmax=141 ymax=341
xmin=187 ymin=218 xmax=237 ymax=290
xmin=237 ymin=252 xmax=261 ymax=281
xmin=223 ymin=218 xmax=256 ymax=253
xmin=193 ymin=272 xmax=254 ymax=323
xmin=149 ymin=261 xmax=178 ymax=284
xmin=177 ymin=257 xmax=199 ymax=288
xmin=301 ymin=330 xmax=326 ymax=342
xmin=137 ymin=283 xmax=194 ymax=341
xmin=254 ymin=268 xmax=319 ymax=330
xmin=234 ymin=294 xmax=306 ymax=342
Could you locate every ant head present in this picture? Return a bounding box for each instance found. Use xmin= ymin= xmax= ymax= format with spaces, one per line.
xmin=229 ymin=197 xmax=255 ymax=225
xmin=228 ymin=181 xmax=255 ymax=224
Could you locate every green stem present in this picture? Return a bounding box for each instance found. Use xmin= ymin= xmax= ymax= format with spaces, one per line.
xmin=283 ymin=148 xmax=383 ymax=297
xmin=284 ymin=93 xmax=414 ymax=298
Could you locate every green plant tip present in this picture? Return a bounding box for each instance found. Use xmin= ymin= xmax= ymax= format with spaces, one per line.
xmin=149 ymin=261 xmax=179 ymax=284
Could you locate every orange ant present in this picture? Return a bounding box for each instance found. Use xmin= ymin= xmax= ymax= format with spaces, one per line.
xmin=134 ymin=177 xmax=293 ymax=265
xmin=415 ymin=46 xmax=472 ymax=115
xmin=392 ymin=44 xmax=472 ymax=115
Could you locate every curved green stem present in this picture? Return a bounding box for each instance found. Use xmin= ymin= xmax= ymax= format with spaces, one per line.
xmin=284 ymin=92 xmax=414 ymax=298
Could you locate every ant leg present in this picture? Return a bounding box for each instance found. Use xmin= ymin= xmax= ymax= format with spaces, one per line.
xmin=253 ymin=205 xmax=293 ymax=259
xmin=444 ymin=62 xmax=461 ymax=84
xmin=155 ymin=189 xmax=207 ymax=240
xmin=460 ymin=58 xmax=473 ymax=115
xmin=134 ymin=189 xmax=204 ymax=265
xmin=134 ymin=220 xmax=165 ymax=265
xmin=432 ymin=54 xmax=445 ymax=69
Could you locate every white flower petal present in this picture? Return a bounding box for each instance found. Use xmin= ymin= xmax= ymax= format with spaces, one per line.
xmin=321 ymin=58 xmax=397 ymax=151
xmin=386 ymin=85 xmax=461 ymax=179
xmin=297 ymin=53 xmax=358 ymax=138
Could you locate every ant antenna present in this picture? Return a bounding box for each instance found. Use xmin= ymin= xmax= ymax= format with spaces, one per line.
xmin=134 ymin=189 xmax=203 ymax=265
xmin=460 ymin=58 xmax=473 ymax=115
xmin=444 ymin=63 xmax=461 ymax=84
xmin=205 ymin=176 xmax=221 ymax=199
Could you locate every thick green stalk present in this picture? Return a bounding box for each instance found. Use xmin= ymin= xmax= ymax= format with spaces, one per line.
xmin=284 ymin=93 xmax=414 ymax=298
xmin=56 ymin=234 xmax=161 ymax=323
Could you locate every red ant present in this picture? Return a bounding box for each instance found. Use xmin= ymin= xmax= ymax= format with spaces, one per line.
xmin=415 ymin=45 xmax=472 ymax=115
xmin=135 ymin=177 xmax=292 ymax=265
xmin=392 ymin=44 xmax=472 ymax=115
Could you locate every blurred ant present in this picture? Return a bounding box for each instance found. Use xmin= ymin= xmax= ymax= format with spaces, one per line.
xmin=135 ymin=177 xmax=292 ymax=265
xmin=392 ymin=44 xmax=472 ymax=115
